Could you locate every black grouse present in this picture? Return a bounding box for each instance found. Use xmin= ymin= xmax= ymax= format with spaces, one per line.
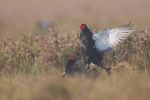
xmin=80 ymin=24 xmax=134 ymax=73
xmin=64 ymin=46 xmax=98 ymax=76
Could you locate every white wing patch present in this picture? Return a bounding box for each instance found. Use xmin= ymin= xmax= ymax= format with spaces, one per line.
xmin=92 ymin=26 xmax=135 ymax=53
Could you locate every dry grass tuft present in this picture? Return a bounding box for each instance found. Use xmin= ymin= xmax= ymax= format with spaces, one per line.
xmin=0 ymin=25 xmax=149 ymax=100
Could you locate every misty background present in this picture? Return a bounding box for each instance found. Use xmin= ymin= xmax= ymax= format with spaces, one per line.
xmin=0 ymin=0 xmax=149 ymax=38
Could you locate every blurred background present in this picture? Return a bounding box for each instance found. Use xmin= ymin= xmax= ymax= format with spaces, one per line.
xmin=0 ymin=0 xmax=150 ymax=39
xmin=0 ymin=1 xmax=149 ymax=100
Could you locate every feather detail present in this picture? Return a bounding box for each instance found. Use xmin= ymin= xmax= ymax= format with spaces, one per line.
xmin=92 ymin=25 xmax=135 ymax=53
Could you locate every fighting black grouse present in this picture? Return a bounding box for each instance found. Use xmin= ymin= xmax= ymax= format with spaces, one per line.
xmin=80 ymin=24 xmax=134 ymax=73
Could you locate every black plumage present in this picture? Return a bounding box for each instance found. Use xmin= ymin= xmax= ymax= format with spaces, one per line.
xmin=80 ymin=24 xmax=111 ymax=73
xmin=64 ymin=52 xmax=97 ymax=76
xmin=64 ymin=23 xmax=134 ymax=75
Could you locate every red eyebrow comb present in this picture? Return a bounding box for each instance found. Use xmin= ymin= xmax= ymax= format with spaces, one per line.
xmin=80 ymin=24 xmax=86 ymax=30
xmin=68 ymin=54 xmax=76 ymax=60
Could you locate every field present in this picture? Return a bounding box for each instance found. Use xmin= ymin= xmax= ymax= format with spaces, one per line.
xmin=0 ymin=0 xmax=150 ymax=100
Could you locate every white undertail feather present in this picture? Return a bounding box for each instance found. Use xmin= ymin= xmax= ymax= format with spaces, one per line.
xmin=92 ymin=25 xmax=135 ymax=53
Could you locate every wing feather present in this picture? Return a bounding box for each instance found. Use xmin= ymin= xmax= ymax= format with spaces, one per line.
xmin=92 ymin=26 xmax=135 ymax=53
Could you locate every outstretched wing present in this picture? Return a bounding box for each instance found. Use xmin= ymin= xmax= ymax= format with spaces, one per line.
xmin=92 ymin=25 xmax=135 ymax=53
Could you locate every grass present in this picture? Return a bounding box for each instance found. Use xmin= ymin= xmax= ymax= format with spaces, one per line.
xmin=0 ymin=71 xmax=150 ymax=100
xmin=0 ymin=21 xmax=149 ymax=100
xmin=0 ymin=0 xmax=150 ymax=99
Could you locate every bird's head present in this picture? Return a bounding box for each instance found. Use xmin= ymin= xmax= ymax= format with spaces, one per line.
xmin=64 ymin=54 xmax=76 ymax=75
xmin=80 ymin=24 xmax=93 ymax=42
xmin=80 ymin=24 xmax=88 ymax=31
xmin=68 ymin=54 xmax=76 ymax=61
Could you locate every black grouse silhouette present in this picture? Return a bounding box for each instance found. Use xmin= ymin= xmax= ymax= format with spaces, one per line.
xmin=64 ymin=47 xmax=98 ymax=76
xmin=64 ymin=54 xmax=86 ymax=75
xmin=80 ymin=24 xmax=134 ymax=73
xmin=64 ymin=23 xmax=134 ymax=75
